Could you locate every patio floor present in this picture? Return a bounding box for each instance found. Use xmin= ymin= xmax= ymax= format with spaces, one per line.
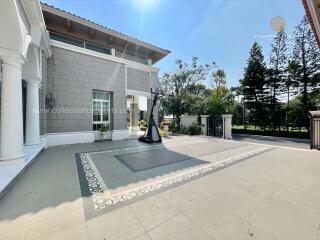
xmin=0 ymin=135 xmax=319 ymax=240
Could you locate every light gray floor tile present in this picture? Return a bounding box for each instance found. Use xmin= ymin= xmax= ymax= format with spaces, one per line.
xmin=129 ymin=194 xmax=180 ymax=230
xmin=160 ymin=185 xmax=211 ymax=212
xmin=206 ymin=187 xmax=266 ymax=219
xmin=132 ymin=233 xmax=152 ymax=240
xmin=247 ymin=194 xmax=320 ymax=240
xmin=26 ymin=208 xmax=85 ymax=240
xmin=86 ymin=206 xmax=145 ymax=240
xmin=44 ymin=224 xmax=88 ymax=240
xmin=148 ymin=214 xmax=214 ymax=240
xmin=226 ymin=221 xmax=280 ymax=240
xmin=181 ymin=201 xmax=244 ymax=240
xmin=0 ymin=136 xmax=319 ymax=240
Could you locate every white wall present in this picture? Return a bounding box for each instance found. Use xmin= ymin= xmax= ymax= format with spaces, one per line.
xmin=180 ymin=115 xmax=198 ymax=128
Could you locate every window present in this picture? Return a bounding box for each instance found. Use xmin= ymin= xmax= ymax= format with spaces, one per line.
xmin=92 ymin=91 xmax=110 ymax=131
xmin=50 ymin=32 xmax=111 ymax=55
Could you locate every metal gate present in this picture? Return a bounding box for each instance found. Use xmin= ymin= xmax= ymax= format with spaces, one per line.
xmin=207 ymin=116 xmax=223 ymax=137
xmin=310 ymin=115 xmax=320 ymax=149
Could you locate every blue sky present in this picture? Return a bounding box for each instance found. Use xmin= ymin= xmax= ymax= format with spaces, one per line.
xmin=42 ymin=0 xmax=305 ymax=87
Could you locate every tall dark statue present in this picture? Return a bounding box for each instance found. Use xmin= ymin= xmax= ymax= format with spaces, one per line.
xmin=138 ymin=89 xmax=162 ymax=144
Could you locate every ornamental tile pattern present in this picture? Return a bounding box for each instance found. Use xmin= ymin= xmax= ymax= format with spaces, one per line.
xmin=78 ymin=146 xmax=270 ymax=211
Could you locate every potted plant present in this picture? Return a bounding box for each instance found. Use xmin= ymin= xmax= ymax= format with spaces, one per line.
xmin=161 ymin=121 xmax=171 ymax=133
xmin=138 ymin=119 xmax=147 ymax=131
xmin=99 ymin=124 xmax=109 ymax=139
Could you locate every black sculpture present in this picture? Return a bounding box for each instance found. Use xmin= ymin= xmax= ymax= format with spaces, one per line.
xmin=138 ymin=88 xmax=163 ymax=143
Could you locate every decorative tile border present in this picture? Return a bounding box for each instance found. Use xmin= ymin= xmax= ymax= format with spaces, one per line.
xmin=78 ymin=146 xmax=271 ymax=211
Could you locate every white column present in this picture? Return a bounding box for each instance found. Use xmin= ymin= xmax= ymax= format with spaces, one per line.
xmin=129 ymin=95 xmax=140 ymax=135
xmin=25 ymin=79 xmax=41 ymax=145
xmin=222 ymin=114 xmax=233 ymax=140
xmin=200 ymin=115 xmax=209 ymax=136
xmin=0 ymin=57 xmax=25 ymax=161
xmin=111 ymin=48 xmax=115 ymax=56
xmin=130 ymin=103 xmax=139 ymax=126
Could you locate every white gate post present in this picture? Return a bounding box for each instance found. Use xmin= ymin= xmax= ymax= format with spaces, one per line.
xmin=200 ymin=115 xmax=209 ymax=136
xmin=310 ymin=111 xmax=320 ymax=149
xmin=222 ymin=114 xmax=233 ymax=140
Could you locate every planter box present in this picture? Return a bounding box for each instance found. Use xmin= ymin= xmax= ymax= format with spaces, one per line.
xmin=100 ymin=131 xmax=112 ymax=140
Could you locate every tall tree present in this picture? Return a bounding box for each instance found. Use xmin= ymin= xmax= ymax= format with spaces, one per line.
xmin=230 ymin=86 xmax=242 ymax=102
xmin=206 ymin=86 xmax=234 ymax=117
xmin=268 ymin=29 xmax=288 ymax=131
xmin=291 ymin=16 xmax=320 ymax=129
xmin=240 ymin=42 xmax=268 ymax=128
xmin=211 ymin=69 xmax=226 ymax=91
xmin=184 ymin=83 xmax=210 ymax=116
xmin=284 ymin=60 xmax=299 ymax=131
xmin=161 ymin=57 xmax=214 ymax=130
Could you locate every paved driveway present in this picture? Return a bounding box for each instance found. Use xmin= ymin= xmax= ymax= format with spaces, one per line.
xmin=0 ymin=135 xmax=319 ymax=240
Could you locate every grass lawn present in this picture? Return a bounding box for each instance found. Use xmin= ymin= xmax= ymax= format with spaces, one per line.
xmin=232 ymin=125 xmax=309 ymax=139
xmin=232 ymin=125 xmax=308 ymax=132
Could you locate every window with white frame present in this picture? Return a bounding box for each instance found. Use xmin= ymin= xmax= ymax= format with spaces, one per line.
xmin=92 ymin=90 xmax=110 ymax=131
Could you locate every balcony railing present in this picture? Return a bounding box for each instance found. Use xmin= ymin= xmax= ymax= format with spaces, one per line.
xmin=50 ymin=32 xmax=111 ymax=55
xmin=49 ymin=32 xmax=148 ymax=65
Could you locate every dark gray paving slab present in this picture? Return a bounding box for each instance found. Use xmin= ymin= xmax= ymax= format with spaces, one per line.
xmin=115 ymin=148 xmax=209 ymax=172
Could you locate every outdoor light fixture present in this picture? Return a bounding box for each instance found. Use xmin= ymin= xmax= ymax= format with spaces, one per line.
xmin=46 ymin=92 xmax=55 ymax=109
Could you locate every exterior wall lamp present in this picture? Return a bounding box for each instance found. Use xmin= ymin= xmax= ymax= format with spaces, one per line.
xmin=46 ymin=92 xmax=55 ymax=109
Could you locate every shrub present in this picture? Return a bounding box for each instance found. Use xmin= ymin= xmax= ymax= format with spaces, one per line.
xmin=160 ymin=120 xmax=173 ymax=130
xmin=187 ymin=123 xmax=201 ymax=135
xmin=159 ymin=129 xmax=168 ymax=137
xmin=98 ymin=124 xmax=109 ymax=132
xmin=180 ymin=126 xmax=188 ymax=134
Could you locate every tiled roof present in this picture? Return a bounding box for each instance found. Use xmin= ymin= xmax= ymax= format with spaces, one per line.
xmin=41 ymin=2 xmax=170 ymax=54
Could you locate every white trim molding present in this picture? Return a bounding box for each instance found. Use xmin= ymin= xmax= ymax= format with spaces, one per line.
xmin=112 ymin=129 xmax=129 ymax=141
xmin=40 ymin=135 xmax=48 ymax=149
xmin=306 ymin=0 xmax=320 ymax=42
xmin=20 ymin=0 xmax=52 ymax=57
xmin=46 ymin=131 xmax=96 ymax=147
xmin=44 ymin=130 xmax=129 ymax=147
xmin=50 ymin=40 xmax=160 ymax=73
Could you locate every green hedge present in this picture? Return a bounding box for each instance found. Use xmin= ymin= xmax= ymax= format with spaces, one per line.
xmin=232 ymin=128 xmax=310 ymax=139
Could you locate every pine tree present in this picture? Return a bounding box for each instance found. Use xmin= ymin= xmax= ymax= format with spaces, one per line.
xmin=240 ymin=42 xmax=268 ymax=128
xmin=285 ymin=60 xmax=299 ymax=131
xmin=291 ymin=16 xmax=320 ymax=129
xmin=268 ymin=29 xmax=288 ymax=131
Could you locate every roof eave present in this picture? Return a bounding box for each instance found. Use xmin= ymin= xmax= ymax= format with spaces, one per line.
xmin=302 ymin=0 xmax=320 ymax=48
xmin=40 ymin=2 xmax=170 ymax=58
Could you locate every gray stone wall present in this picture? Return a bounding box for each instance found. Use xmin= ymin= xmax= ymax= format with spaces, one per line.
xmin=46 ymin=46 xmax=127 ymax=133
xmin=127 ymin=67 xmax=150 ymax=92
xmin=40 ymin=54 xmax=47 ymax=135
xmin=151 ymin=72 xmax=160 ymax=89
